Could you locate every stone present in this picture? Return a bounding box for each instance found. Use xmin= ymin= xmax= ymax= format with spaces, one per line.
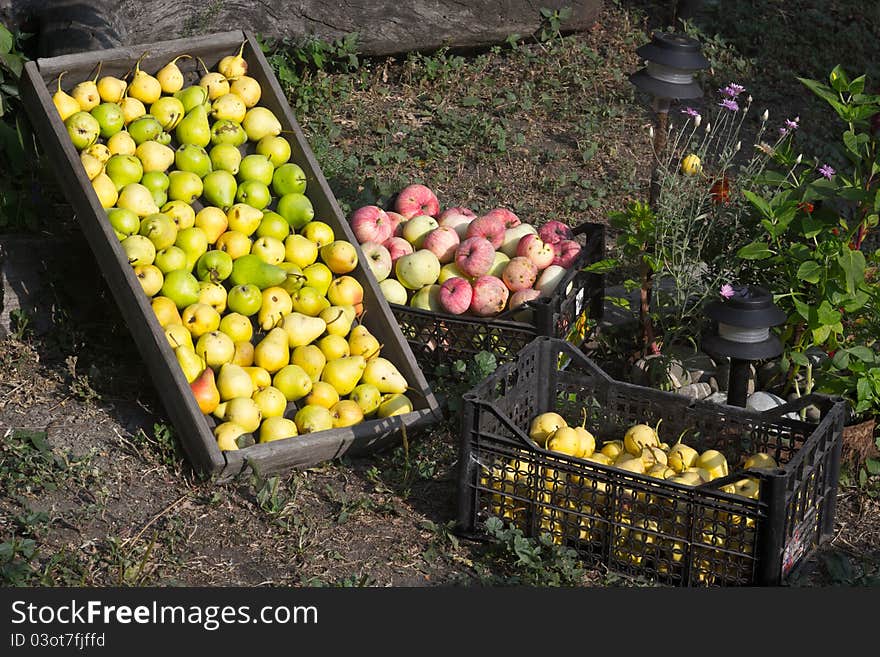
xmin=631 ymin=354 xmax=691 ymax=389
xmin=675 ymin=382 xmax=713 ymax=400
xmin=666 ymin=345 xmax=717 ymax=384
xmin=705 ymin=392 xmax=729 ymax=405
xmin=746 ymin=391 xmax=787 ymax=413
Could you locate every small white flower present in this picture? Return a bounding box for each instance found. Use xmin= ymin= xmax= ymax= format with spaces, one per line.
xmin=761 ymin=109 xmax=769 ymax=122
xmin=694 ymin=114 xmax=702 ymax=127
xmin=648 ymin=125 xmax=654 ymax=139
xmin=796 ymin=154 xmax=803 ymax=164
xmin=705 ymin=122 xmax=712 ymax=133
xmin=735 ymin=141 xmax=742 ymax=152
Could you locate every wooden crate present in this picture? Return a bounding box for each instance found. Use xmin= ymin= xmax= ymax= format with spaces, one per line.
xmin=19 ymin=30 xmax=443 ymax=482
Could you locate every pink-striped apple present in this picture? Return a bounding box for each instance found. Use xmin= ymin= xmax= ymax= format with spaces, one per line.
xmin=552 ymin=239 xmax=582 ymax=268
xmin=386 ymin=210 xmax=406 ymax=237
xmin=439 ymin=277 xmax=473 ymax=315
xmin=437 ymin=206 xmax=476 ymax=239
xmin=517 ymin=233 xmax=555 ymax=269
xmin=455 ymin=237 xmax=495 ymax=278
xmin=421 ymin=226 xmax=460 ymax=264
xmin=509 ymin=288 xmax=541 ymax=309
xmin=394 ymin=183 xmax=440 ymax=219
xmin=466 ymin=214 xmax=505 ymax=249
xmin=350 ymin=205 xmax=393 ymax=244
xmin=501 ymin=256 xmax=538 ymax=291
xmin=483 ymin=207 xmax=521 ymax=229
xmin=539 ymin=220 xmax=574 ymax=245
xmin=469 ymin=275 xmax=509 ymax=317
xmin=383 ymin=236 xmax=414 ymax=264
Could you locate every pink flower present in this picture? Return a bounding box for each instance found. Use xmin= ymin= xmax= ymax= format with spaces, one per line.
xmin=720 ymin=284 xmax=735 ymax=299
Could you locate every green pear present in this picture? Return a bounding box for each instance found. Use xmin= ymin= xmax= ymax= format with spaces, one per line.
xmin=256 ymin=135 xmax=292 ymax=167
xmin=256 ymin=211 xmax=291 ymax=242
xmin=141 ymin=171 xmax=170 ymax=195
xmin=272 ymin=162 xmax=307 ymax=196
xmin=160 ymin=269 xmax=201 ymax=309
xmin=121 ymin=234 xmax=156 ymax=266
xmin=209 ymin=143 xmax=242 ymax=175
xmin=106 ymin=207 xmax=140 ymax=240
xmin=238 ymin=154 xmax=275 ymax=186
xmin=202 ymin=170 xmax=238 ymax=210
xmin=196 ymin=250 xmax=233 ymax=283
xmin=350 ymin=383 xmax=382 ymax=416
xmin=235 ymin=180 xmax=271 ymax=210
xmin=280 ymin=312 xmax=326 ymax=348
xmin=361 ymin=357 xmax=408 ymax=394
xmin=226 ymin=283 xmax=262 ymax=316
xmin=294 ymin=404 xmax=334 ymax=434
xmin=210 ymin=119 xmax=247 ymax=146
xmin=320 ymin=356 xmax=367 ymax=396
xmin=128 ymin=114 xmax=163 ymax=145
xmin=150 ymin=96 xmax=186 ymax=131
xmin=167 ymin=170 xmax=203 ymax=204
xmin=229 ymin=254 xmax=287 ymax=289
xmin=175 ymin=144 xmax=212 ymax=177
xmin=276 ymin=192 xmax=315 ymax=230
xmin=216 ymin=363 xmax=255 ymax=401
xmin=153 ymin=245 xmax=189 ymax=273
xmin=174 ymin=85 xmax=210 ymax=113
xmin=90 ymin=102 xmax=125 ymax=138
xmin=175 ymin=226 xmax=209 ymax=270
xmin=175 ymin=104 xmax=211 ymax=148
xmin=104 ymin=154 xmax=144 ymax=191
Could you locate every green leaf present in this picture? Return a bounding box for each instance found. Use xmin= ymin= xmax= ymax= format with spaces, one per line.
xmin=843 ymin=130 xmax=861 ymax=156
xmin=790 ymin=351 xmax=809 ymax=367
xmin=857 ymin=377 xmax=872 ymax=402
xmin=812 ymin=324 xmax=832 ymax=344
xmin=737 ymin=241 xmax=773 ymax=260
xmin=830 ymin=65 xmax=850 ymax=92
xmin=792 ymin=296 xmax=811 ymax=320
xmin=837 ymin=248 xmax=866 ymax=293
xmin=796 ymin=260 xmax=823 ymax=284
xmin=817 ymin=300 xmax=841 ymax=326
xmin=849 ymin=74 xmax=866 ymax=95
xmin=831 ymin=350 xmax=851 ymax=370
xmin=0 ymin=51 xmax=23 ymax=78
xmin=0 ymin=25 xmax=13 ymax=54
xmin=866 ymin=459 xmax=880 ymax=475
xmin=581 ymin=258 xmax=617 ymax=274
xmin=742 ymin=189 xmax=772 ymax=218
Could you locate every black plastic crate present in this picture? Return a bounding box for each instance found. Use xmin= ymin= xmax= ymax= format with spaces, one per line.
xmin=393 ymin=222 xmax=605 ymax=375
xmin=456 ymin=337 xmax=847 ymax=586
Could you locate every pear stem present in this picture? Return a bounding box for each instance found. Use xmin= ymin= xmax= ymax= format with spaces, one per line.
xmin=55 ymin=71 xmax=67 ymax=93
xmin=170 ymin=54 xmax=192 ymax=66
xmin=91 ymin=61 xmax=103 ymax=83
xmin=196 ymin=56 xmax=210 ymax=76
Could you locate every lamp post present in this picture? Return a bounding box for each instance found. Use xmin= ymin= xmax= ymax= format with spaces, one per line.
xmin=629 ymin=32 xmax=709 ymax=352
xmin=702 ymin=285 xmax=787 ymax=407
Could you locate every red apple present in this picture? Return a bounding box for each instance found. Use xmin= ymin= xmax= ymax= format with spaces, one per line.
xmin=360 ymin=241 xmax=393 ymax=282
xmin=394 ymin=183 xmax=440 ymax=219
xmin=509 ymin=288 xmax=542 ymax=310
xmin=539 ymin=220 xmax=574 ymax=245
xmin=466 ymin=213 xmax=506 ymax=249
xmin=386 ymin=210 xmax=406 ymax=237
xmin=552 ymin=239 xmax=582 ymax=268
xmin=483 ymin=207 xmax=521 ymax=229
xmin=421 ymin=226 xmax=460 ymax=264
xmin=383 ymin=236 xmax=414 ymax=264
xmin=438 ymin=277 xmax=473 ymax=315
xmin=469 ymin=275 xmax=509 ymax=317
xmin=501 ymin=256 xmax=538 ymax=292
xmin=350 ymin=205 xmax=393 ymax=244
xmin=438 ymin=206 xmax=477 ymax=240
xmin=455 ymin=237 xmax=496 ymax=278
xmin=517 ymin=233 xmax=555 ymax=269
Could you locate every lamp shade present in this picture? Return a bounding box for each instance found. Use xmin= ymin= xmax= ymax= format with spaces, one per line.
xmin=630 ymin=32 xmax=709 ymax=100
xmin=702 ymin=285 xmax=786 ymax=361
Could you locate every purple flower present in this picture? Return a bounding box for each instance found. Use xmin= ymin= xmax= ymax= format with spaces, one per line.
xmin=719 ymin=98 xmax=739 ymax=112
xmin=720 ymin=83 xmax=745 ymax=98
xmin=720 ymin=284 xmax=736 ymax=299
xmin=785 ymin=118 xmax=799 ymax=131
xmin=681 ymin=107 xmax=700 ymax=118
xmin=818 ymin=164 xmax=835 ymax=179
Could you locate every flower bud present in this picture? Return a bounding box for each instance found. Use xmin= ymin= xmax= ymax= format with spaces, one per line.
xmin=694 ymin=114 xmax=702 ymax=127
xmin=705 ymin=122 xmax=712 ymax=133
xmin=761 ymin=109 xmax=769 ymax=122
xmin=795 ymin=154 xmax=803 ymax=164
xmin=648 ymin=125 xmax=654 ymax=139
xmin=735 ymin=141 xmax=741 ymax=152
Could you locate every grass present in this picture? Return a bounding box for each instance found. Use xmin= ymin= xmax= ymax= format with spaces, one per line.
xmin=2 ymin=1 xmax=880 ymax=587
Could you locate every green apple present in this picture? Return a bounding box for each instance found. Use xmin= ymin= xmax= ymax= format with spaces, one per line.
xmin=90 ymin=102 xmax=125 ymax=138
xmin=226 ymin=283 xmax=263 ymax=316
xmin=272 ymin=163 xmax=307 ymax=196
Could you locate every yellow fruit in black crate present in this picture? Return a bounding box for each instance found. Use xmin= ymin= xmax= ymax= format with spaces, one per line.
xmin=623 ymin=423 xmax=660 ymax=456
xmin=529 ymin=412 xmax=567 ymax=447
xmin=600 ymin=439 xmax=625 ymax=460
xmin=667 ymin=442 xmax=699 ymax=473
xmin=744 ymin=452 xmax=777 ymax=471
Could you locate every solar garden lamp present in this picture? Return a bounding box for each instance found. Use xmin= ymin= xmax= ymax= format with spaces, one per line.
xmin=702 ymin=285 xmax=787 ymax=408
xmin=629 ymin=31 xmax=709 ymax=206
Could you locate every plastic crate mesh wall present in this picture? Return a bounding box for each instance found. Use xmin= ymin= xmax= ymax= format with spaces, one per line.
xmin=460 ymin=338 xmax=844 ymax=586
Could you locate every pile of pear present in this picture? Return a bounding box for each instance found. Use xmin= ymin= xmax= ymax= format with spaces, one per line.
xmin=52 ymin=43 xmax=415 ymax=451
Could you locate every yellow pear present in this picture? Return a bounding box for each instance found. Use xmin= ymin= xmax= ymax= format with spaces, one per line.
xmin=128 ymin=54 xmax=163 ymax=105
xmin=291 ymin=345 xmax=326 ymax=383
xmin=52 ymin=72 xmax=81 ymax=120
xmin=232 ymin=340 xmax=254 ymax=367
xmin=258 ymin=286 xmax=293 ymax=331
xmin=181 ymin=302 xmax=220 ymax=338
xmin=623 ymin=423 xmax=660 ymax=456
xmin=136 ymin=140 xmax=175 ymax=173
xmin=361 ymin=357 xmax=408 ymax=394
xmin=294 ymin=404 xmax=334 ymax=434
xmin=305 ymin=381 xmax=340 ymax=409
xmin=195 ymin=330 xmax=235 ymax=370
xmin=216 ymin=362 xmax=254 ymax=401
xmin=97 ymin=74 xmax=128 ymax=103
xmin=319 ymin=305 xmax=356 ymax=337
xmin=685 ymin=466 xmax=712 ymax=482
xmin=280 ymin=311 xmax=326 ymax=348
xmin=259 ymin=416 xmax=298 ymax=443
xmin=85 ymin=143 xmax=111 ymax=164
xmin=174 ymin=344 xmax=205 ymax=383
xmin=376 ymin=393 xmax=413 ymax=418
xmin=329 ymin=399 xmax=364 ymax=428
xmin=347 ymin=325 xmax=381 ymax=360
xmin=243 ymin=366 xmax=272 ymax=391
xmin=164 ymin=323 xmax=193 ymax=350
xmin=528 ymin=412 xmax=566 ymax=447
xmin=107 ymin=130 xmax=137 ymax=156
xmin=156 ymin=54 xmax=191 ymax=94
xmin=695 ymin=450 xmax=729 ymax=481
xmin=91 ymin=173 xmax=118 ymax=208
xmin=227 ymin=203 xmax=264 ymax=236
xmin=230 ymin=75 xmax=261 ymax=107
xmin=120 ymin=96 xmax=147 ymax=124
xmin=214 ymin=421 xmax=247 ymax=451
xmin=272 ymin=364 xmax=313 ymax=402
xmin=317 ymin=334 xmax=350 ymax=361
xmin=200 ymin=71 xmax=230 ymax=100
xmin=253 ymin=327 xmax=290 ymax=373
xmin=546 ymin=426 xmax=582 ymax=457
xmin=350 ymin=383 xmax=381 ymax=416
xmin=640 ymin=445 xmax=668 ymax=468
xmin=744 ymin=452 xmax=777 ymax=471
xmin=667 ymin=442 xmax=699 ymax=473
xmin=71 ymin=67 xmax=101 ymax=111
xmin=573 ymin=410 xmax=596 ymax=457
xmin=214 ymin=396 xmax=261 ymax=433
xmin=80 ymin=152 xmax=104 ymax=180
xmin=252 ymin=385 xmax=287 ymax=419
xmin=211 ymin=92 xmax=247 ymax=123
xmin=320 ymin=355 xmax=366 ymax=396
xmin=599 ymin=439 xmax=625 ymax=460
xmin=218 ymin=41 xmax=248 ymax=79
xmin=152 ymin=297 xmax=182 ymax=327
